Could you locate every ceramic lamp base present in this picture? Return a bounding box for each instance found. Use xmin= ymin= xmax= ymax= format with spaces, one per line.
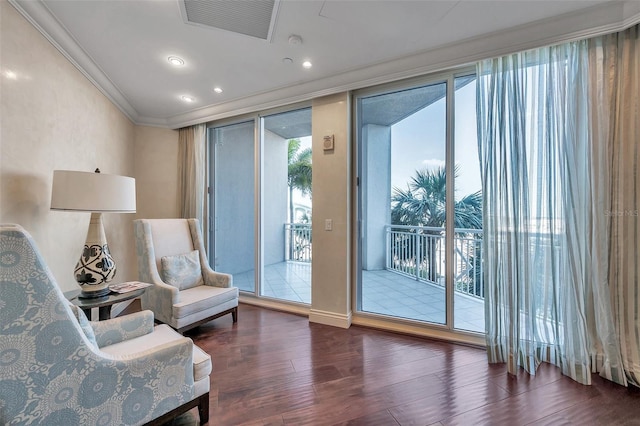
xmin=79 ymin=285 xmax=111 ymax=298
xmin=75 ymin=213 xmax=116 ymax=296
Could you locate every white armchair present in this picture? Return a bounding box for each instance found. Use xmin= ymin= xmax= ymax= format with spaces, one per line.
xmin=0 ymin=224 xmax=211 ymax=425
xmin=134 ymin=218 xmax=238 ymax=334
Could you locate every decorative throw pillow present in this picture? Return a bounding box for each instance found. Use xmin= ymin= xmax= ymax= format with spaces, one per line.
xmin=161 ymin=250 xmax=204 ymax=290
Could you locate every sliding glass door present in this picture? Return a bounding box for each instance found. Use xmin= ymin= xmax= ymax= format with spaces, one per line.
xmin=355 ymin=72 xmax=484 ymax=334
xmin=261 ymin=108 xmax=312 ymax=303
xmin=208 ymin=106 xmax=312 ymax=305
xmin=358 ymin=81 xmax=448 ymax=325
xmin=209 ymin=121 xmax=256 ymax=293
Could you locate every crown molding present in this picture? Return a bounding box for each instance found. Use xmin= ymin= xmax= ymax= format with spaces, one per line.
xmin=133 ymin=116 xmax=170 ymax=129
xmin=11 ymin=0 xmax=640 ymax=129
xmin=9 ymin=0 xmax=141 ymax=123
xmin=624 ymin=2 xmax=640 ymax=28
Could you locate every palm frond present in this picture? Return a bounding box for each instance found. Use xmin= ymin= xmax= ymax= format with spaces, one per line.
xmin=391 ymin=165 xmax=482 ymax=230
xmin=288 ymin=139 xmax=301 ymax=163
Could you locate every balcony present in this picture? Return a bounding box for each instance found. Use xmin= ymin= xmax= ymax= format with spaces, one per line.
xmin=246 ymin=223 xmax=484 ymax=333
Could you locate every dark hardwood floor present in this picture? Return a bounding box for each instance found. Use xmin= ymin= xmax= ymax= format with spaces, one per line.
xmin=125 ymin=302 xmax=640 ymax=425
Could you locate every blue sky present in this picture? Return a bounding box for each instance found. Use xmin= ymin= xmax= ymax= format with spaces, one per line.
xmin=391 ymin=79 xmax=481 ymax=199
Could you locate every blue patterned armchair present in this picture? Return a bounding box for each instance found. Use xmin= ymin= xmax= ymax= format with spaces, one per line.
xmin=0 ymin=224 xmax=211 ymax=425
xmin=134 ymin=219 xmax=238 ymax=334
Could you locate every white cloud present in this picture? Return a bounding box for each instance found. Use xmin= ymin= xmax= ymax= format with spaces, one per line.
xmin=421 ymin=158 xmax=445 ymax=170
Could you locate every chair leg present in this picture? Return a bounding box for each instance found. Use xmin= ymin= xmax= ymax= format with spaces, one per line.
xmin=232 ymin=306 xmax=238 ymax=323
xmin=198 ymin=393 xmax=209 ymax=425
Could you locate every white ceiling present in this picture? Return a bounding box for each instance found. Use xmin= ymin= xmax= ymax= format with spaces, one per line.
xmin=11 ymin=0 xmax=640 ymax=128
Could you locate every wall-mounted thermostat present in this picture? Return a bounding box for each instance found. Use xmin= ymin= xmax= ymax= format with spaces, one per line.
xmin=323 ymin=135 xmax=335 ymax=151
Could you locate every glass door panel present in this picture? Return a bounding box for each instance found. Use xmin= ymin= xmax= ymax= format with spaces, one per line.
xmin=210 ymin=121 xmax=256 ymax=293
xmin=261 ymin=108 xmax=312 ymax=303
xmin=358 ymin=82 xmax=448 ymax=324
xmin=453 ymin=76 xmax=485 ymax=333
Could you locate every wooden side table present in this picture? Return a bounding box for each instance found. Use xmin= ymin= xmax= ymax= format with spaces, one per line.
xmin=64 ymin=288 xmax=146 ymax=320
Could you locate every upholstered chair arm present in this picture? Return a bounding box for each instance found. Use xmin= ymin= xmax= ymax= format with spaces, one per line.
xmin=145 ymin=281 xmax=179 ymax=324
xmin=202 ymin=267 xmax=233 ymax=288
xmin=91 ymin=310 xmax=155 ymax=348
xmin=102 ymin=337 xmax=194 ymax=390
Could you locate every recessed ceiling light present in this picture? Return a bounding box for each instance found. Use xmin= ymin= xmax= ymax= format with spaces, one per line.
xmin=282 ymin=57 xmax=293 ymax=64
xmin=181 ymin=95 xmax=195 ymax=103
xmin=213 ymin=87 xmax=223 ymax=94
xmin=168 ymin=56 xmax=185 ymax=66
xmin=302 ymin=61 xmax=312 ymax=69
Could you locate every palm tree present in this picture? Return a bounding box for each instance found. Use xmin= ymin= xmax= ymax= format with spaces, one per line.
xmin=390 ymin=165 xmax=482 ymax=282
xmin=287 ymin=138 xmax=312 ymax=224
xmin=287 ymin=139 xmax=312 ymax=261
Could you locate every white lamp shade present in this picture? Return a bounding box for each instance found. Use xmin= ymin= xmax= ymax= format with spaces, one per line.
xmin=51 ymin=170 xmax=136 ymax=213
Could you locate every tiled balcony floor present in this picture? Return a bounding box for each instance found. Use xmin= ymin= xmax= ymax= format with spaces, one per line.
xmin=233 ymin=261 xmax=485 ymax=333
xmin=233 ymin=262 xmax=311 ymax=303
xmin=362 ymin=269 xmax=485 ymax=333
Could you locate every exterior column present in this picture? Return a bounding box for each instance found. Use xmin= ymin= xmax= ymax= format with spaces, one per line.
xmin=361 ymin=124 xmax=391 ymax=271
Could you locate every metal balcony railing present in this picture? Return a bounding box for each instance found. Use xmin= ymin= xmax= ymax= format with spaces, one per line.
xmin=285 ymin=223 xmax=312 ymax=263
xmin=385 ymin=225 xmax=484 ymax=299
xmin=283 ymin=222 xmax=484 ymax=300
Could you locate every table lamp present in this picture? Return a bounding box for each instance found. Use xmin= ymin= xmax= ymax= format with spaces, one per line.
xmin=51 ymin=169 xmax=136 ymax=298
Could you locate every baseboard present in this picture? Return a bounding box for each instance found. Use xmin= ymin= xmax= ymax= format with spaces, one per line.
xmin=237 ymin=297 xmax=352 ymax=329
xmin=351 ymin=314 xmax=486 ymax=347
xmin=309 ymin=309 xmax=352 ymax=329
xmin=239 ymin=295 xmax=310 ymax=317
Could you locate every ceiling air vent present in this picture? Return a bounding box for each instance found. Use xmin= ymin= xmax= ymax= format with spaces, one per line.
xmin=180 ymin=0 xmax=279 ymax=40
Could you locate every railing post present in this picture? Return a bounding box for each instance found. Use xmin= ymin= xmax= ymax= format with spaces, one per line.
xmin=479 ymin=234 xmax=484 ymax=299
xmin=285 ymin=224 xmax=289 ymax=261
xmin=415 ymin=231 xmax=420 ymax=281
xmin=385 ymin=226 xmax=390 ymax=270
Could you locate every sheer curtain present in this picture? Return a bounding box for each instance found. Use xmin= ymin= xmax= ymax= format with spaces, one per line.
xmin=590 ymin=24 xmax=640 ymax=386
xmin=477 ymin=26 xmax=639 ymax=386
xmin=178 ymin=124 xmax=207 ymax=228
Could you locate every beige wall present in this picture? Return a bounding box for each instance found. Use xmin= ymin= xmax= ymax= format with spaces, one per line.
xmin=134 ymin=126 xmax=180 ymax=219
xmin=310 ymin=93 xmax=352 ymax=328
xmin=0 ymin=2 xmax=136 ymax=292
